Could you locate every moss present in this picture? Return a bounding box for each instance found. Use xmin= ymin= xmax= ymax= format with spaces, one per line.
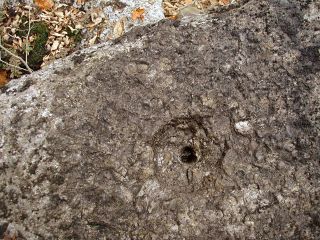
xmin=16 ymin=15 xmax=29 ymax=38
xmin=0 ymin=11 xmax=5 ymax=23
xmin=27 ymin=22 xmax=49 ymax=70
xmin=1 ymin=11 xmax=10 ymax=67
xmin=66 ymin=26 xmax=83 ymax=44
xmin=73 ymin=31 xmax=83 ymax=43
xmin=16 ymin=19 xmax=49 ymax=70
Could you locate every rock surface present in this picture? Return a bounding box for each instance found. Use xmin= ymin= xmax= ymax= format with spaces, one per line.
xmin=0 ymin=0 xmax=320 ymax=239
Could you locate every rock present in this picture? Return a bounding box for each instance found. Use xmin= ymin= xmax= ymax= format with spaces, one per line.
xmin=234 ymin=121 xmax=253 ymax=135
xmin=3 ymin=224 xmax=18 ymax=240
xmin=0 ymin=222 xmax=9 ymax=238
xmin=0 ymin=0 xmax=319 ymax=239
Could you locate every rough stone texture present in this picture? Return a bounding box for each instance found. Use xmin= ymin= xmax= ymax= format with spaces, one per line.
xmin=0 ymin=0 xmax=320 ymax=239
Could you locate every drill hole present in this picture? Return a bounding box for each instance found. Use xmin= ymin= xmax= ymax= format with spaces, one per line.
xmin=180 ymin=146 xmax=197 ymax=163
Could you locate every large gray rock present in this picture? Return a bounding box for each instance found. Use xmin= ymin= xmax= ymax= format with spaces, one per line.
xmin=0 ymin=0 xmax=319 ymax=239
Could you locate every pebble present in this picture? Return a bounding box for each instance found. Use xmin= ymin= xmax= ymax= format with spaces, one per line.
xmin=234 ymin=121 xmax=253 ymax=135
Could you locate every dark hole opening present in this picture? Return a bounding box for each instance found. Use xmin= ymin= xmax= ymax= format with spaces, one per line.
xmin=180 ymin=146 xmax=197 ymax=163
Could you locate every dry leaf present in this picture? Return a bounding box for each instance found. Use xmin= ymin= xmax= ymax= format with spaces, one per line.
xmin=75 ymin=23 xmax=83 ymax=29
xmin=34 ymin=0 xmax=54 ymax=10
xmin=168 ymin=15 xmax=178 ymax=20
xmin=51 ymin=40 xmax=59 ymax=51
xmin=163 ymin=1 xmax=175 ymax=8
xmin=178 ymin=5 xmax=202 ymax=18
xmin=132 ymin=8 xmax=145 ymax=21
xmin=89 ymin=35 xmax=97 ymax=45
xmin=210 ymin=0 xmax=220 ymax=5
xmin=52 ymin=32 xmax=65 ymax=37
xmin=55 ymin=11 xmax=64 ymax=18
xmin=76 ymin=0 xmax=86 ymax=5
xmin=7 ymin=52 xmax=22 ymax=78
xmin=113 ymin=18 xmax=125 ymax=38
xmin=64 ymin=36 xmax=70 ymax=45
xmin=219 ymin=0 xmax=230 ymax=5
xmin=0 ymin=70 xmax=8 ymax=88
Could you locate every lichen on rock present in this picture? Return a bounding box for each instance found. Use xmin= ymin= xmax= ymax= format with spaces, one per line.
xmin=0 ymin=0 xmax=319 ymax=239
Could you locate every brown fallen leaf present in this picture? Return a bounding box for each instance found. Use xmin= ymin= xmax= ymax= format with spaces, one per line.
xmin=89 ymin=34 xmax=97 ymax=45
xmin=51 ymin=40 xmax=59 ymax=51
xmin=219 ymin=0 xmax=230 ymax=5
xmin=76 ymin=0 xmax=86 ymax=5
xmin=113 ymin=18 xmax=125 ymax=38
xmin=168 ymin=15 xmax=178 ymax=20
xmin=185 ymin=0 xmax=193 ymax=3
xmin=132 ymin=8 xmax=145 ymax=21
xmin=34 ymin=0 xmax=54 ymax=10
xmin=0 ymin=70 xmax=8 ymax=88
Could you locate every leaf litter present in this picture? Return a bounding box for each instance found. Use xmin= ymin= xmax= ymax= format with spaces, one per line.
xmin=0 ymin=0 xmax=241 ymax=86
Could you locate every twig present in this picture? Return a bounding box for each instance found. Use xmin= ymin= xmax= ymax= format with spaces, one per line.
xmin=0 ymin=6 xmax=34 ymax=74
xmin=25 ymin=7 xmax=31 ymax=65
xmin=0 ymin=59 xmax=30 ymax=72
xmin=0 ymin=40 xmax=33 ymax=73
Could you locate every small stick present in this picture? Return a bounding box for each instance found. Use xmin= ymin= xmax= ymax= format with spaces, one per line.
xmin=0 ymin=59 xmax=30 ymax=72
xmin=0 ymin=43 xmax=33 ymax=73
xmin=25 ymin=7 xmax=31 ymax=66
